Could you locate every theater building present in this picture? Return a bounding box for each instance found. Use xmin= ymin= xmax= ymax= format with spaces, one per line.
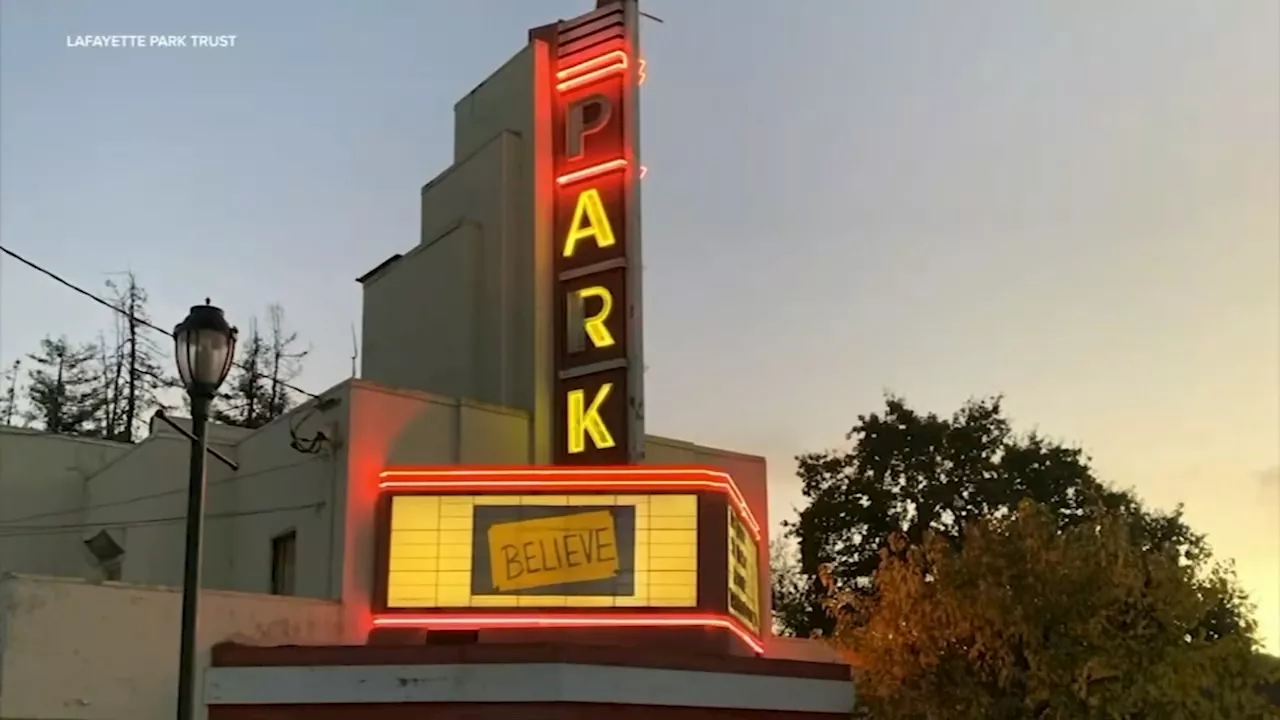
xmin=0 ymin=2 xmax=853 ymax=718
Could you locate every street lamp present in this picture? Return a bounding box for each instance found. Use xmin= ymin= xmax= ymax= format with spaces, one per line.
xmin=173 ymin=301 xmax=237 ymax=720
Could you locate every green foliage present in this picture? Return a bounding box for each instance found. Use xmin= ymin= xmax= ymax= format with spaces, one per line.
xmin=9 ymin=277 xmax=301 ymax=436
xmin=8 ymin=273 xmax=174 ymax=441
xmin=213 ymin=316 xmax=272 ymax=428
xmin=23 ymin=336 xmax=101 ymax=434
xmin=0 ymin=359 xmax=20 ymax=426
xmin=90 ymin=273 xmax=174 ymax=441
xmin=104 ymin=273 xmax=172 ymax=441
xmin=830 ymin=502 xmax=1276 ymax=719
xmin=213 ymin=304 xmax=307 ymax=429
xmin=770 ymin=538 xmax=806 ymax=635
xmin=772 ymin=394 xmax=1274 ymax=716
xmin=774 ymin=395 xmax=1236 ymax=639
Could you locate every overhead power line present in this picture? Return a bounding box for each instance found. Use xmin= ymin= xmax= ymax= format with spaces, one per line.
xmin=0 ymin=501 xmax=325 ymax=537
xmin=0 ymin=244 xmax=319 ymax=399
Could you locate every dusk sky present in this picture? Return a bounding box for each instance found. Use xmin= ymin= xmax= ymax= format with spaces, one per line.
xmin=1 ymin=1 xmax=1277 ymax=651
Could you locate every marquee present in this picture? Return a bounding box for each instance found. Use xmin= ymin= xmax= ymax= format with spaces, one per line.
xmin=371 ymin=466 xmax=766 ymax=653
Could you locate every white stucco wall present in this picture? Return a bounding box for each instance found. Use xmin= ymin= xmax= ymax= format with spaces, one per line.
xmin=205 ymin=661 xmax=855 ymax=713
xmin=0 ymin=573 xmax=342 ymax=720
xmin=3 ymin=381 xmax=775 ymax=651
xmin=81 ymin=432 xmax=230 ymax=587
xmin=211 ymin=389 xmax=348 ymax=601
xmin=69 ymin=392 xmax=346 ymax=599
xmin=362 ymin=47 xmax=538 ymax=419
xmin=0 ymin=428 xmax=132 ymax=579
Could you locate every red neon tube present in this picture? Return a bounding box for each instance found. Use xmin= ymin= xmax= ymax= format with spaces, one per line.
xmin=377 ymin=466 xmax=762 ymax=541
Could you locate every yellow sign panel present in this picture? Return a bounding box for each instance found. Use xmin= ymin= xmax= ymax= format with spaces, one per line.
xmin=727 ymin=505 xmax=761 ymax=633
xmin=487 ymin=509 xmax=620 ymax=592
xmin=386 ymin=494 xmax=698 ymax=609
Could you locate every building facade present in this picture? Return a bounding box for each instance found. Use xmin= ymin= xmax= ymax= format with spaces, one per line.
xmin=1 ymin=381 xmax=780 ymax=641
xmin=0 ymin=1 xmax=853 ymax=717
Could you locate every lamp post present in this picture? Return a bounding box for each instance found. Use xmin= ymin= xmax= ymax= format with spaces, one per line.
xmin=173 ymin=301 xmax=237 ymax=720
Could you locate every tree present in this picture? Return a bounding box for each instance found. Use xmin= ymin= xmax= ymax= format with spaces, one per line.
xmin=0 ymin=359 xmax=21 ymax=426
xmin=1260 ymin=654 xmax=1280 ymax=707
xmin=213 ymin=317 xmax=271 ymax=429
xmin=263 ymin=303 xmax=308 ymax=418
xmin=775 ymin=395 xmax=1240 ymax=641
xmin=81 ymin=274 xmax=172 ymax=441
xmin=826 ymin=501 xmax=1278 ymax=718
xmin=91 ymin=329 xmax=126 ymax=440
xmin=213 ymin=304 xmax=307 ymax=430
xmin=771 ymin=538 xmax=807 ymax=636
xmin=23 ymin=336 xmax=101 ymax=435
xmin=106 ymin=273 xmax=169 ymax=441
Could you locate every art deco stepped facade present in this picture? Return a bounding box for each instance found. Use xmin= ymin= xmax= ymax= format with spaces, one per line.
xmin=0 ymin=2 xmax=853 ymax=717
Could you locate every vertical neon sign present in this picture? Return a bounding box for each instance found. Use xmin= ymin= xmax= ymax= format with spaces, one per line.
xmin=544 ymin=2 xmax=644 ymax=466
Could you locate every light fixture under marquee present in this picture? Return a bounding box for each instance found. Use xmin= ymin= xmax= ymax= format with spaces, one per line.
xmin=372 ymin=612 xmax=765 ymax=655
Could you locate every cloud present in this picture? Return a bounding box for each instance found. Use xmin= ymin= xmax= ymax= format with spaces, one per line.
xmin=1259 ymin=466 xmax=1280 ymax=487
xmin=1257 ymin=467 xmax=1280 ymax=504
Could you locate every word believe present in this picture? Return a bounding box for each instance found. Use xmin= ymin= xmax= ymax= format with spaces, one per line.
xmin=486 ymin=510 xmax=620 ymax=592
xmin=66 ymin=35 xmax=237 ymax=48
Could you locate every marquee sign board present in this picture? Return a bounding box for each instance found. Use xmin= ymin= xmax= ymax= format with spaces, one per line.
xmin=543 ymin=2 xmax=644 ymax=465
xmin=371 ymin=466 xmax=768 ymax=654
xmin=383 ymin=493 xmax=697 ymax=609
xmin=477 ymin=505 xmax=633 ymax=594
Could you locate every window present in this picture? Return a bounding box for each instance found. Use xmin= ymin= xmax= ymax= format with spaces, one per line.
xmin=271 ymin=530 xmax=297 ymax=596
